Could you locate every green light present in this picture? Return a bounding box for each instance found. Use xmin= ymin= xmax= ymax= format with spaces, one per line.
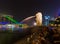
xmin=19 ymin=24 xmax=24 ymax=27
xmin=5 ymin=16 xmax=18 ymax=24
xmin=4 ymin=15 xmax=24 ymax=27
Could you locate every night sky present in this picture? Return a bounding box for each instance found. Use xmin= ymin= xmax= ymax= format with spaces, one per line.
xmin=0 ymin=0 xmax=60 ymax=21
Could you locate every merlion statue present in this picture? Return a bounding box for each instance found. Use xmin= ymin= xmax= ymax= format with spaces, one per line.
xmin=35 ymin=12 xmax=42 ymax=26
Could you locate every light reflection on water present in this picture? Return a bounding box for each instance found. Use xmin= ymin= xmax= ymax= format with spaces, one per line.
xmin=0 ymin=28 xmax=24 ymax=32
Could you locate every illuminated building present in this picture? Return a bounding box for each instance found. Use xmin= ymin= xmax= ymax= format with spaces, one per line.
xmin=49 ymin=20 xmax=55 ymax=26
xmin=44 ymin=16 xmax=50 ymax=26
xmin=54 ymin=16 xmax=60 ymax=26
xmin=49 ymin=16 xmax=60 ymax=26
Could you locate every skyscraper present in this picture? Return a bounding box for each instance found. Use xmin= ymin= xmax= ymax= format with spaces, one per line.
xmin=44 ymin=16 xmax=50 ymax=26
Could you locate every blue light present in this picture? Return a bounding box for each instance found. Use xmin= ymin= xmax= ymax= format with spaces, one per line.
xmin=44 ymin=16 xmax=50 ymax=26
xmin=44 ymin=16 xmax=50 ymax=19
xmin=57 ymin=9 xmax=60 ymax=16
xmin=59 ymin=14 xmax=60 ymax=16
xmin=0 ymin=22 xmax=9 ymax=25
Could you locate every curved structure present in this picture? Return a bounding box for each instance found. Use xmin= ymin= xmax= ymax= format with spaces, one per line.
xmin=21 ymin=12 xmax=43 ymax=26
xmin=0 ymin=14 xmax=18 ymax=24
xmin=20 ymin=16 xmax=36 ymax=27
xmin=4 ymin=16 xmax=18 ymax=24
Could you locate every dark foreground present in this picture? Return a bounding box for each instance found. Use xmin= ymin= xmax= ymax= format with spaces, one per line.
xmin=0 ymin=28 xmax=31 ymax=44
xmin=0 ymin=26 xmax=60 ymax=44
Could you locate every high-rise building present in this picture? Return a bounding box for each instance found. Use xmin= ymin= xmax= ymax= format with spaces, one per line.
xmin=44 ymin=16 xmax=50 ymax=26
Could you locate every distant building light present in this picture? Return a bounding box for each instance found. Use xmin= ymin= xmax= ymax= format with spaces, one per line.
xmin=44 ymin=16 xmax=50 ymax=20
xmin=6 ymin=24 xmax=15 ymax=28
xmin=56 ymin=20 xmax=59 ymax=22
xmin=51 ymin=17 xmax=55 ymax=20
xmin=51 ymin=24 xmax=54 ymax=26
xmin=0 ymin=22 xmax=9 ymax=25
xmin=55 ymin=24 xmax=57 ymax=26
xmin=58 ymin=24 xmax=60 ymax=26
